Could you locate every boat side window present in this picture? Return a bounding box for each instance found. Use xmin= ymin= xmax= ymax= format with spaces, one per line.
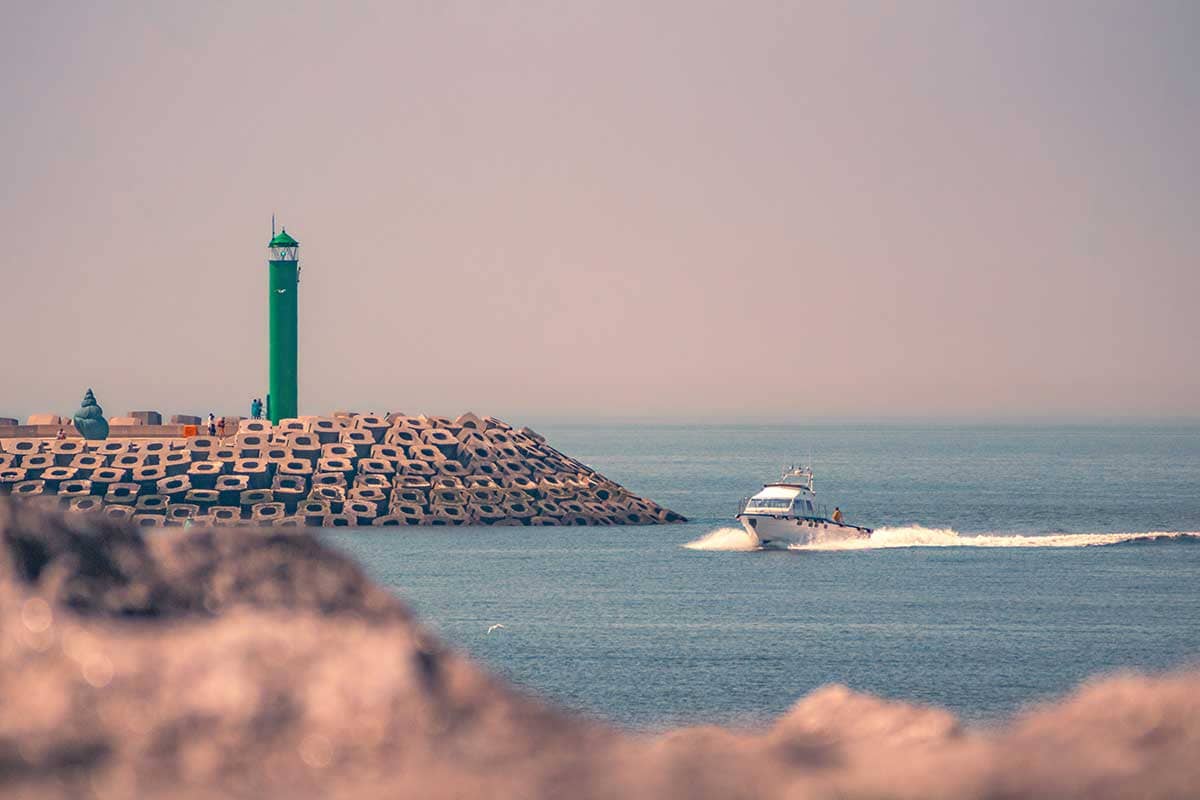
xmin=805 ymin=500 xmax=814 ymax=513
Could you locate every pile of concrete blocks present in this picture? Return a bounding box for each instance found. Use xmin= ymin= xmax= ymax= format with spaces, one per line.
xmin=0 ymin=413 xmax=686 ymax=528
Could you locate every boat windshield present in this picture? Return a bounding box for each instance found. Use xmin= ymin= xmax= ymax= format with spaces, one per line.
xmin=746 ymin=498 xmax=792 ymax=511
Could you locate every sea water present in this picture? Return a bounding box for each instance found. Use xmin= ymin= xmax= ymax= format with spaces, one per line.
xmin=325 ymin=422 xmax=1200 ymax=729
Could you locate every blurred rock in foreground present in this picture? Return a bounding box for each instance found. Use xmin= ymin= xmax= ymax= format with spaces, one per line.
xmin=0 ymin=500 xmax=1197 ymax=799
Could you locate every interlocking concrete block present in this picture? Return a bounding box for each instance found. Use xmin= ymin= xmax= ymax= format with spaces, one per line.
xmin=430 ymin=487 xmax=468 ymax=506
xmin=68 ymin=453 xmax=107 ymax=474
xmin=270 ymin=476 xmax=307 ymax=512
xmin=239 ymin=490 xmax=274 ymax=510
xmin=102 ymin=505 xmax=135 ymax=521
xmin=251 ymin=502 xmax=286 ymax=522
xmin=95 ymin=440 xmax=129 ymax=457
xmin=391 ymin=488 xmax=428 ymax=507
xmin=235 ymin=434 xmax=267 ymax=459
xmin=394 ymin=458 xmax=435 ymax=477
xmin=160 ymin=450 xmax=192 ymax=476
xmin=502 ymin=499 xmax=536 ymax=518
xmin=394 ymin=475 xmax=433 ymax=490
xmin=155 ymin=475 xmax=191 ymax=502
xmin=471 ymin=503 xmax=507 ymax=524
xmin=135 ymin=494 xmax=170 ymax=512
xmin=277 ymin=459 xmax=314 ymax=478
xmin=129 ymin=411 xmax=163 ymax=426
xmin=89 ymin=468 xmax=127 ymax=495
xmin=319 ymin=443 xmax=356 ymax=462
xmin=19 ymin=453 xmax=55 ymax=477
xmin=272 ymin=515 xmax=306 ymax=527
xmin=11 ymin=480 xmax=46 ymax=497
xmin=352 ymin=414 xmax=390 ymax=443
xmin=348 ymin=486 xmax=388 ymax=507
xmin=105 ymin=482 xmax=142 ymax=504
xmin=132 ymin=465 xmax=167 ymax=491
xmin=321 ymin=513 xmax=356 ymax=527
xmin=455 ymin=429 xmax=487 ymax=447
xmin=471 ymin=461 xmax=504 ymax=481
xmin=467 ymin=486 xmax=503 ymax=505
xmin=353 ymin=473 xmax=391 ymax=490
xmin=339 ymin=430 xmax=374 ymax=459
xmin=344 ymin=500 xmax=378 ymax=524
xmin=209 ymin=506 xmax=241 ymax=523
xmin=421 ymin=428 xmax=458 ymax=457
xmin=536 ymin=499 xmax=563 ymax=517
xmin=40 ymin=467 xmax=77 ymax=489
xmin=371 ymin=514 xmax=407 ymax=526
xmin=530 ymin=515 xmax=563 ymax=526
xmin=356 ymin=458 xmax=395 ymax=475
xmin=385 ymin=427 xmax=421 ymax=448
xmin=388 ymin=501 xmax=426 ymax=520
xmin=431 ymin=476 xmax=464 ymax=491
xmin=238 ymin=419 xmax=272 ymax=435
xmin=214 ymin=475 xmax=249 ymax=505
xmin=57 ymin=479 xmax=92 ymax=498
xmin=187 ymin=436 xmax=220 ymax=457
xmin=388 ymin=414 xmax=429 ymax=432
xmin=210 ymin=447 xmax=238 ymax=464
xmin=263 ymin=445 xmax=291 ymax=463
xmin=184 ymin=489 xmax=219 ymax=509
xmin=297 ymin=499 xmax=331 ymax=522
xmin=0 ymin=455 xmax=13 ymax=471
xmin=458 ymin=442 xmax=497 ymax=465
xmin=429 ymin=506 xmax=468 ymax=525
xmin=112 ymin=453 xmax=143 ymax=471
xmin=309 ymin=486 xmax=344 ymax=513
xmin=316 ymin=458 xmax=354 ymax=478
xmin=165 ymin=504 xmax=200 ymax=523
xmin=233 ymin=458 xmax=271 ymax=489
xmin=275 ymin=418 xmax=310 ymax=435
xmin=453 ymin=412 xmax=485 ymax=431
xmin=311 ymin=472 xmax=347 ymax=489
xmin=407 ymin=444 xmax=445 ymax=463
xmin=69 ymin=496 xmax=103 ymax=513
xmin=187 ymin=460 xmax=225 ymax=489
xmin=50 ymin=439 xmax=85 ymax=466
xmin=285 ymin=433 xmax=320 ymax=464
xmin=311 ymin=418 xmax=344 ymax=444
xmin=369 ymin=444 xmax=404 ymax=463
xmin=8 ymin=440 xmax=42 ymax=456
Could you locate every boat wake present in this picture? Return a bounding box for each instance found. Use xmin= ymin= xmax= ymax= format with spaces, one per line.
xmin=683 ymin=527 xmax=760 ymax=551
xmin=685 ymin=525 xmax=1200 ymax=552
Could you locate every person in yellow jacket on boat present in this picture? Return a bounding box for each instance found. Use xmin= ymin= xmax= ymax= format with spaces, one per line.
xmin=832 ymin=507 xmax=844 ymax=523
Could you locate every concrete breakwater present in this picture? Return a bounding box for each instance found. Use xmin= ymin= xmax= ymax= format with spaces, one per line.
xmin=0 ymin=412 xmax=685 ymax=527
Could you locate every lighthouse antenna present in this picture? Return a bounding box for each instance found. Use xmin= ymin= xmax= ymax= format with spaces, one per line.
xmin=272 ymin=214 xmax=276 ymax=236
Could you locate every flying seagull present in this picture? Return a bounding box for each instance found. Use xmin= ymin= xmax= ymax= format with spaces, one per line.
xmin=487 ymin=624 xmax=506 ymax=634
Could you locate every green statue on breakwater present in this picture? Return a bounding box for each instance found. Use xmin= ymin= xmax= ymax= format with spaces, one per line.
xmin=73 ymin=388 xmax=109 ymax=440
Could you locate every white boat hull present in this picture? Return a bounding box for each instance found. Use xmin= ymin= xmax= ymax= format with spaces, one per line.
xmin=738 ymin=514 xmax=872 ymax=548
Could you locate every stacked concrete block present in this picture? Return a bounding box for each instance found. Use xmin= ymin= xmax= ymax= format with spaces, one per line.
xmin=2 ymin=412 xmax=685 ymax=526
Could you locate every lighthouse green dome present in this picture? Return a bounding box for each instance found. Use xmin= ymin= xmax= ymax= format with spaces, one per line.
xmin=269 ymin=228 xmax=299 ymax=248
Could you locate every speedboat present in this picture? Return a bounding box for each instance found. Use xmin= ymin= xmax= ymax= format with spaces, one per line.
xmin=737 ymin=466 xmax=872 ymax=548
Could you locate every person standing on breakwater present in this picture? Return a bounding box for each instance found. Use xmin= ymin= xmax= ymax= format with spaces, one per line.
xmin=250 ymin=398 xmax=262 ymax=419
xmin=216 ymin=417 xmax=226 ymax=438
xmin=207 ymin=413 xmax=216 ymax=436
xmin=54 ymin=427 xmax=66 ymax=440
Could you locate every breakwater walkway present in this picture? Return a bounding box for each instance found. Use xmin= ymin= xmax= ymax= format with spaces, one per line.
xmin=0 ymin=412 xmax=685 ymax=527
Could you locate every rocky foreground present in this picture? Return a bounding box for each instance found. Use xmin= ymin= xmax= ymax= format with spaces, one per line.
xmin=0 ymin=500 xmax=1197 ymax=799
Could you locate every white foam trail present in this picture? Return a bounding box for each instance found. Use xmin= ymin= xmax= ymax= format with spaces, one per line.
xmin=684 ymin=527 xmax=760 ymax=551
xmin=790 ymin=525 xmax=1199 ymax=551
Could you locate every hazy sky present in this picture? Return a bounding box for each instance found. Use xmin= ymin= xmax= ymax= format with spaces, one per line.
xmin=2 ymin=1 xmax=1197 ymax=422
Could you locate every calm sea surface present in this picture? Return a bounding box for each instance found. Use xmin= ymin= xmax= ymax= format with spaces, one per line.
xmin=325 ymin=422 xmax=1200 ymax=730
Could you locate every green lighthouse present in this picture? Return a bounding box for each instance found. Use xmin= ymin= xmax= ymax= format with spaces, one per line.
xmin=267 ymin=227 xmax=300 ymax=423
